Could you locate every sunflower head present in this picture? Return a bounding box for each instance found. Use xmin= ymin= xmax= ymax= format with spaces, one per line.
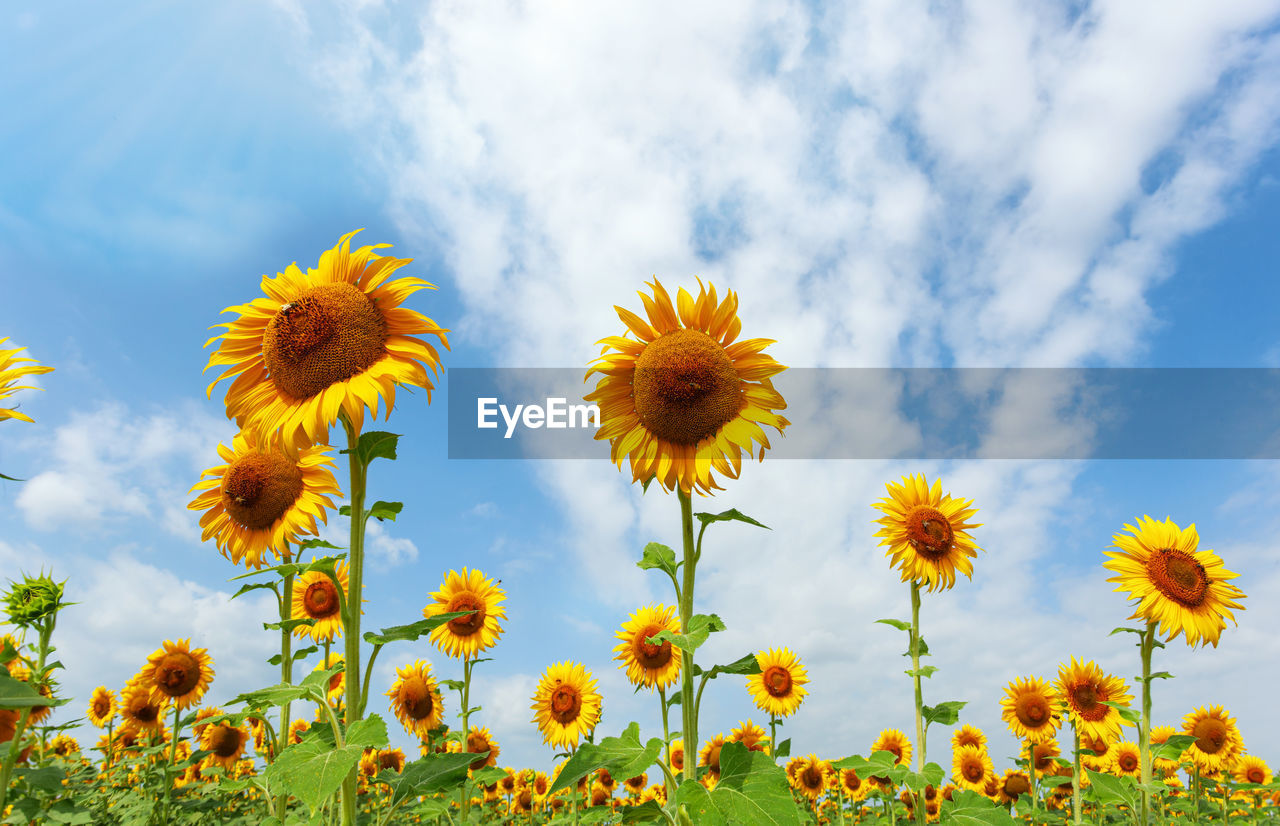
xmin=1232 ymin=755 xmax=1272 ymax=786
xmin=1108 ymin=741 xmax=1142 ymax=778
xmin=1000 ymin=675 xmax=1063 ymax=743
xmin=1182 ymin=705 xmax=1243 ymax=773
xmin=0 ymin=338 xmax=53 ymax=424
xmin=951 ymin=724 xmax=987 ymax=751
xmin=1022 ymin=740 xmax=1062 ymax=777
xmin=791 ymin=754 xmax=830 ymax=800
xmin=997 ymin=770 xmax=1031 ymax=805
xmin=952 ymin=744 xmax=993 ymax=792
xmin=138 ymin=639 xmax=214 ymax=710
xmin=530 ymin=661 xmax=602 ymax=750
xmin=585 ymin=279 xmax=788 ymax=495
xmin=315 ymin=653 xmax=345 ymax=703
xmin=292 ymin=562 xmax=351 ymax=642
xmin=1105 ymin=515 xmax=1246 ymax=648
xmin=118 ymin=676 xmax=167 ymax=732
xmin=1055 ymin=657 xmax=1133 ymax=743
xmin=87 ymin=686 xmax=116 ymax=729
xmin=746 ymin=647 xmax=809 ymax=717
xmin=841 ymin=767 xmax=869 ymax=801
xmin=699 ymin=735 xmax=727 ymax=779
xmin=871 ymin=729 xmax=913 ymax=768
xmin=205 ymin=230 xmax=450 ymax=450
xmin=386 ymin=659 xmax=445 ymax=739
xmin=200 ymin=719 xmax=249 ymax=771
xmin=873 ymin=474 xmax=982 ymax=591
xmin=667 ymin=738 xmax=685 ymax=773
xmin=728 ymin=720 xmax=770 ymax=755
xmin=424 ymin=568 xmax=507 ymax=660
xmin=452 ymin=726 xmax=500 ymax=773
xmin=613 ymin=604 xmax=681 ymax=690
xmin=3 ymin=571 xmax=66 ymax=628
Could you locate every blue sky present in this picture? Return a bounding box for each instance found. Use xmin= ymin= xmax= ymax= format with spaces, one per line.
xmin=3 ymin=0 xmax=1280 ymax=776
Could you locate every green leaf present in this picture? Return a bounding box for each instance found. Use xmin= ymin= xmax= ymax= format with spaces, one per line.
xmin=264 ymin=618 xmax=315 ymax=634
xmin=547 ymin=722 xmax=665 ymax=796
xmin=619 ymin=799 xmax=666 ymax=822
xmin=900 ymin=762 xmax=945 ymax=792
xmin=362 ymin=612 xmax=475 ymax=646
xmin=344 ymin=430 xmax=400 ymax=465
xmin=0 ymin=472 xmax=24 ymax=481
xmin=676 ymin=742 xmax=802 ymax=825
xmin=469 ymin=765 xmax=507 ymax=786
xmin=637 ymin=542 xmax=679 ymax=579
xmin=347 ymin=715 xmax=389 ymax=749
xmin=876 ymin=618 xmax=911 ymax=631
xmin=15 ymin=765 xmax=65 ymax=793
xmin=367 ymin=501 xmax=403 ymax=522
xmin=382 ymin=752 xmax=477 ymax=807
xmin=906 ymin=666 xmax=938 ymax=679
xmin=922 ymin=700 xmax=966 ymax=727
xmin=1100 ymin=700 xmax=1141 ymax=726
xmin=297 ymin=538 xmax=344 ymax=551
xmin=1152 ymin=734 xmax=1198 ymax=761
xmin=774 ymin=738 xmax=791 ymax=760
xmin=645 ymin=614 xmax=726 ymax=654
xmin=694 ymin=508 xmax=770 ymax=530
xmin=1086 ymin=769 xmax=1138 ymax=808
xmin=0 ymin=673 xmax=47 ymax=708
xmin=265 ymin=740 xmax=366 ymax=813
xmin=941 ymin=789 xmax=1019 ymax=826
xmin=693 ymin=653 xmax=762 ymax=680
xmin=228 ymin=554 xmax=346 ymax=582
xmin=293 ymin=646 xmax=319 ymax=662
xmin=1110 ymin=626 xmax=1145 ymax=636
xmin=1145 ymin=671 xmax=1174 ymax=681
xmin=231 ymin=581 xmax=278 ymax=601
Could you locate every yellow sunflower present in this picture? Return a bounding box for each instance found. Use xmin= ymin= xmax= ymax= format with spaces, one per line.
xmin=613 ymin=604 xmax=681 ymax=689
xmin=997 ymin=770 xmax=1031 ymax=805
xmin=840 ymin=767 xmax=870 ymax=802
xmin=291 ymin=562 xmax=351 ymax=642
xmin=623 ymin=772 xmax=647 ymax=797
xmin=200 ymin=719 xmax=249 ymax=772
xmin=1080 ymin=732 xmax=1114 ymax=772
xmin=0 ymin=338 xmax=53 ymax=423
xmin=288 ymin=718 xmax=310 ymax=745
xmin=1023 ymin=740 xmax=1062 ymax=778
xmin=117 ymin=677 xmax=167 ymax=733
xmin=699 ymin=734 xmax=727 ymax=781
xmin=315 ymin=652 xmax=345 ymax=703
xmin=952 ymin=744 xmax=994 ymax=792
xmin=746 ymin=647 xmax=809 ymax=717
xmin=386 ymin=659 xmax=445 ymax=739
xmin=87 ymin=686 xmax=115 ymax=728
xmin=871 ymin=729 xmax=913 ymax=768
xmin=205 ymin=230 xmax=449 ymax=450
xmin=530 ymin=661 xmax=602 ymax=750
xmin=1232 ymin=755 xmax=1272 ymax=786
xmin=423 ymin=568 xmax=507 ymax=660
xmin=1150 ymin=725 xmax=1181 ymax=775
xmin=951 ymin=724 xmax=987 ymax=751
xmin=791 ymin=754 xmax=831 ymax=800
xmin=188 ymin=431 xmax=340 ymax=570
xmin=1108 ymin=741 xmax=1141 ymax=778
xmin=1056 ymin=657 xmax=1133 ymax=743
xmin=728 ymin=719 xmax=770 ymax=754
xmin=1000 ymin=675 xmax=1063 ymax=743
xmin=1105 ymin=516 xmax=1246 ymax=648
xmin=449 ymin=726 xmax=500 ymax=773
xmin=584 ymin=278 xmax=789 ymax=495
xmin=1181 ymin=705 xmax=1243 ymax=774
xmin=667 ymin=738 xmax=686 ymax=774
xmin=377 ymin=747 xmax=406 ymax=775
xmin=137 ymin=639 xmax=214 ymax=710
xmin=873 ymin=474 xmax=982 ymax=591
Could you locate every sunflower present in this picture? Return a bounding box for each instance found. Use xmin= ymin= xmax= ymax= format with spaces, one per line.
xmin=1232 ymin=755 xmax=1272 ymax=786
xmin=952 ymin=744 xmax=994 ymax=792
xmin=450 ymin=726 xmax=500 ymax=773
xmin=1000 ymin=676 xmax=1063 ymax=743
xmin=1056 ymin=657 xmax=1133 ymax=743
xmin=1149 ymin=724 xmax=1181 ymax=775
xmin=746 ymin=647 xmax=809 ymax=717
xmin=0 ymin=338 xmax=53 ymax=423
xmin=997 ymin=770 xmax=1031 ymax=805
xmin=667 ymin=738 xmax=686 ymax=774
xmin=1023 ymin=740 xmax=1062 ymax=777
xmin=49 ymin=734 xmax=78 ymax=756
xmin=531 ymin=661 xmax=602 ymax=749
xmin=188 ymin=431 xmax=340 ymax=570
xmin=423 ymin=568 xmax=507 ymax=660
xmin=117 ymin=677 xmax=167 ymax=733
xmin=873 ymin=474 xmax=982 ymax=591
xmin=288 ymin=718 xmax=310 ymax=745
xmin=584 ymin=279 xmax=789 ymax=495
xmin=378 ymin=747 xmax=406 ymax=774
xmin=1080 ymin=732 xmax=1113 ymax=772
xmin=386 ymin=659 xmax=445 ymax=739
xmin=791 ymin=754 xmax=831 ymax=800
xmin=87 ymin=686 xmax=115 ymax=728
xmin=1181 ymin=705 xmax=1243 ymax=774
xmin=699 ymin=735 xmax=727 ymax=781
xmin=1108 ymin=741 xmax=1141 ymax=778
xmin=200 ymin=719 xmax=249 ymax=772
xmin=315 ymin=653 xmax=345 ymax=703
xmin=205 ymin=230 xmax=449 ymax=450
xmin=613 ymin=604 xmax=681 ymax=689
xmin=137 ymin=639 xmax=214 ymax=710
xmin=595 ymin=768 xmax=618 ymax=795
xmin=729 ymin=720 xmax=770 ymax=754
xmin=623 ymin=772 xmax=647 ymax=796
xmin=871 ymin=729 xmax=913 ymax=768
xmin=1105 ymin=516 xmax=1246 ymax=648
xmin=291 ymin=562 xmax=351 ymax=642
xmin=951 ymin=725 xmax=987 ymax=751
xmin=840 ymin=767 xmax=870 ymax=802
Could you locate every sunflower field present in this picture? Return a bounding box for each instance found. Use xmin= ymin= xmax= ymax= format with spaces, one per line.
xmin=1 ymin=234 xmax=1276 ymax=826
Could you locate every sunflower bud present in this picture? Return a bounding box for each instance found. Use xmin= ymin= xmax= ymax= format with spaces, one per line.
xmin=3 ymin=572 xmax=66 ymax=627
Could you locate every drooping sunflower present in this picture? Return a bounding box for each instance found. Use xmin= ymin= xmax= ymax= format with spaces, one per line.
xmin=291 ymin=562 xmax=351 ymax=642
xmin=1000 ymin=676 xmax=1063 ymax=743
xmin=873 ymin=474 xmax=982 ymax=591
xmin=87 ymin=686 xmax=115 ymax=728
xmin=667 ymin=738 xmax=685 ymax=774
xmin=1056 ymin=657 xmax=1133 ymax=743
xmin=137 ymin=639 xmax=214 ymax=710
xmin=118 ymin=677 xmax=167 ymax=733
xmin=450 ymin=726 xmax=500 ymax=773
xmin=951 ymin=724 xmax=987 ymax=751
xmin=791 ymin=754 xmax=831 ymax=800
xmin=746 ymin=647 xmax=809 ymax=717
xmin=423 ymin=568 xmax=507 ymax=660
xmin=377 ymin=747 xmax=406 ymax=774
xmin=531 ymin=661 xmax=602 ymax=750
xmin=1108 ymin=741 xmax=1141 ymax=778
xmin=1105 ymin=516 xmax=1246 ymax=648
xmin=585 ymin=279 xmax=789 ymax=495
xmin=1232 ymin=755 xmax=1272 ymax=786
xmin=188 ymin=431 xmax=340 ymax=570
xmin=613 ymin=604 xmax=681 ymax=689
xmin=205 ymin=230 xmax=449 ymax=450
xmin=1181 ymin=705 xmax=1243 ymax=773
xmin=871 ymin=729 xmax=913 ymax=768
xmin=200 ymin=719 xmax=249 ymax=772
xmin=952 ymin=744 xmax=994 ymax=792
xmin=997 ymin=770 xmax=1031 ymax=806
xmin=386 ymin=659 xmax=445 ymax=739
xmin=728 ymin=719 xmax=770 ymax=754
xmin=0 ymin=338 xmax=53 ymax=423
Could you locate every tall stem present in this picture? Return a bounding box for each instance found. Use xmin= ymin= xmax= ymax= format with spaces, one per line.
xmin=161 ymin=704 xmax=181 ymax=820
xmin=908 ymin=581 xmax=926 ymax=826
xmin=277 ymin=547 xmax=295 ymax=819
xmin=340 ymin=413 xmax=368 ymax=826
xmin=460 ymin=656 xmax=474 ymax=822
xmin=1072 ymin=725 xmax=1082 ymax=826
xmin=1139 ymin=622 xmax=1155 ymax=826
xmin=677 ymin=488 xmax=697 ymax=785
xmin=658 ymin=687 xmax=675 ymax=802
xmin=0 ymin=617 xmax=53 ymax=813
xmin=769 ymin=715 xmax=779 ymax=765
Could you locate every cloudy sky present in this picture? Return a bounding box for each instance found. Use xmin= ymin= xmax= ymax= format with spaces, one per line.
xmin=2 ymin=0 xmax=1279 ymax=776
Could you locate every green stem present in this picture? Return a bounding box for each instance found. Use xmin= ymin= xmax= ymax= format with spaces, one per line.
xmin=658 ymin=686 xmax=675 ymax=803
xmin=1073 ymin=726 xmax=1083 ymax=826
xmin=0 ymin=616 xmax=53 ymax=813
xmin=677 ymin=487 xmax=697 ymax=786
xmin=1028 ymin=740 xmax=1038 ymax=821
xmin=908 ymin=581 xmax=926 ymax=826
xmin=1194 ymin=763 xmax=1201 ymax=825
xmin=277 ymin=551 xmax=295 ymax=819
xmin=460 ymin=656 xmax=474 ymax=822
xmin=769 ymin=714 xmax=779 ymax=766
xmin=1139 ymin=622 xmax=1155 ymax=826
xmin=359 ymin=644 xmax=384 ymax=719
xmin=162 ymin=703 xmax=181 ymax=819
xmin=339 ymin=412 xmax=368 ymax=826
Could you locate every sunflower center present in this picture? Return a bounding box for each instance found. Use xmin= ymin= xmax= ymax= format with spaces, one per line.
xmin=157 ymin=652 xmax=201 ymax=697
xmin=905 ymin=507 xmax=954 ymax=558
xmin=329 ymin=671 xmax=343 ymax=694
xmin=93 ymin=698 xmax=111 ymax=718
xmin=1246 ymin=766 xmax=1265 ymax=784
xmin=1147 ymin=548 xmax=1209 ymax=608
xmin=844 ymin=771 xmax=862 ymax=792
xmin=549 ymin=684 xmax=582 ymax=724
xmin=1071 ymin=683 xmax=1108 ymax=721
xmin=705 ymin=744 xmax=722 ymax=772
xmin=209 ymin=726 xmax=242 ymax=758
xmin=221 ymin=452 xmax=305 ymax=531
xmin=801 ymin=766 xmax=822 ymax=788
xmin=133 ymin=704 xmax=158 ymax=724
xmin=1016 ymin=694 xmax=1050 ymax=728
xmin=378 ymin=751 xmax=400 ymax=770
xmin=262 ymin=282 xmax=388 ymax=401
xmin=1192 ymin=717 xmax=1228 ymax=753
xmin=445 ymin=594 xmax=486 ymax=636
xmin=634 ymin=625 xmax=673 ymax=669
xmin=403 ymin=684 xmax=435 ymax=721
xmin=670 ymin=747 xmax=684 ymax=770
xmin=962 ymin=759 xmax=984 ymax=782
xmin=632 ymin=329 xmax=743 ymax=446
xmin=1118 ymin=751 xmax=1139 ymax=772
xmin=303 ymin=579 xmax=340 ymax=619
xmin=465 ymin=734 xmax=491 ymax=771
xmin=1004 ymin=774 xmax=1030 ymax=797
xmin=762 ymin=665 xmax=792 ymax=697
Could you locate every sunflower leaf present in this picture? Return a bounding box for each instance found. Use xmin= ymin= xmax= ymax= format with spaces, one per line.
xmin=440 ymin=679 xmax=465 ymax=693
xmin=646 ymin=614 xmax=726 ymax=654
xmin=546 ymin=722 xmax=664 ymax=797
xmin=1152 ymin=734 xmax=1197 ymax=760
xmin=922 ymin=700 xmax=966 ymax=728
xmin=346 ymin=715 xmax=389 ymax=749
xmin=0 ymin=672 xmax=47 ymax=708
xmin=367 ymin=500 xmax=403 ymax=522
xmin=1099 ymin=700 xmax=1141 ymax=725
xmin=362 ymin=611 xmax=475 ymax=646
xmin=265 ymin=739 xmax=367 ymax=814
xmin=0 ymin=472 xmax=24 ymax=481
xmin=698 ymin=653 xmax=762 ymax=679
xmin=637 ymin=542 xmax=679 ymax=579
xmin=694 ymin=508 xmax=770 ymax=530
xmin=1109 ymin=626 xmax=1146 ymax=637
xmin=382 ymin=752 xmax=477 ymax=806
xmin=232 ymin=581 xmax=279 ymax=602
xmin=1085 ymin=769 xmax=1138 ymax=808
xmin=906 ymin=666 xmax=938 ymax=679
xmin=941 ymin=789 xmax=1020 ymax=826
xmin=774 ymin=738 xmax=791 ymax=759
xmin=344 ymin=431 xmax=400 ymax=465
xmin=618 ymin=799 xmax=666 ymax=823
xmin=1137 ymin=670 xmax=1175 ymax=682
xmin=469 ymin=765 xmax=505 ymax=786
xmin=228 ymin=680 xmax=321 ymax=710
xmin=297 ymin=538 xmax=344 ymax=551
xmin=292 ymin=646 xmax=319 ymax=661
xmin=264 ymin=618 xmax=315 ymax=634
xmin=676 ymin=741 xmax=801 ymax=826
xmin=876 ymin=618 xmax=912 ymax=632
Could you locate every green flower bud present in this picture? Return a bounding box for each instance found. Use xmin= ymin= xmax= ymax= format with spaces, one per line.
xmin=3 ymin=571 xmax=65 ymax=627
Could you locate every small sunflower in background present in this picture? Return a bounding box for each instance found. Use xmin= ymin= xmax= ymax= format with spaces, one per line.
xmin=205 ymin=230 xmax=449 ymax=450
xmin=292 ymin=562 xmax=351 ymax=642
xmin=871 ymin=729 xmax=913 ymax=768
xmin=137 ymin=639 xmax=213 ymax=710
xmin=840 ymin=767 xmax=870 ymax=802
xmin=450 ymin=726 xmax=500 ymax=773
xmin=873 ymin=473 xmax=982 ymax=591
xmin=0 ymin=337 xmax=53 ymax=424
xmin=1023 ymin=740 xmax=1061 ymax=778
xmin=530 ymin=661 xmax=602 ymax=750
xmin=118 ymin=677 xmax=167 ymax=733
xmin=997 ymin=770 xmax=1031 ymax=806
xmin=613 ymin=604 xmax=680 ymax=690
xmin=728 ymin=720 xmax=770 ymax=754
xmin=585 ymin=278 xmax=789 ymax=495
xmin=86 ymin=686 xmax=115 ymax=728
xmin=790 ymin=754 xmax=831 ymax=800
xmin=188 ymin=431 xmax=340 ymax=570
xmin=1181 ymin=705 xmax=1243 ymax=773
xmin=424 ymin=568 xmax=507 ymax=660
xmin=201 ymin=719 xmax=249 ymax=772
xmin=1000 ymin=675 xmax=1063 ymax=743
xmin=1232 ymin=755 xmax=1272 ymax=786
xmin=1108 ymin=741 xmax=1142 ymax=778
xmin=1149 ymin=725 xmax=1182 ymax=775
xmin=1080 ymin=732 xmax=1114 ymax=772
xmin=698 ymin=734 xmax=727 ymax=782
xmin=1056 ymin=657 xmax=1133 ymax=743
xmin=386 ymin=660 xmax=444 ymax=739
xmin=667 ymin=738 xmax=685 ymax=774
xmin=952 ymin=744 xmax=993 ymax=792
xmin=314 ymin=652 xmax=345 ymax=703
xmin=951 ymin=724 xmax=987 ymax=751
xmin=746 ymin=647 xmax=808 ymax=717
xmin=1105 ymin=515 xmax=1246 ymax=648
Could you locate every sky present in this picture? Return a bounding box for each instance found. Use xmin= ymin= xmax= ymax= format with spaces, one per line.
xmin=2 ymin=0 xmax=1280 ymax=778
